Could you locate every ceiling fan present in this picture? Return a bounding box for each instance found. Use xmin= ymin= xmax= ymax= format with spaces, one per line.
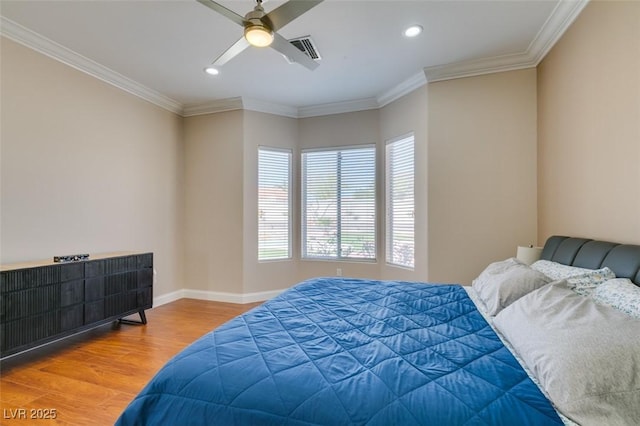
xmin=197 ymin=0 xmax=323 ymax=71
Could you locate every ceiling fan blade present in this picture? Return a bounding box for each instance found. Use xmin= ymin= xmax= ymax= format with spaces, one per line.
xmin=271 ymin=32 xmax=319 ymax=70
xmin=266 ymin=0 xmax=323 ymax=31
xmin=212 ymin=37 xmax=251 ymax=67
xmin=196 ymin=0 xmax=247 ymax=27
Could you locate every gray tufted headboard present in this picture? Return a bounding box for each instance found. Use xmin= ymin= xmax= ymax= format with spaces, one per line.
xmin=541 ymin=236 xmax=640 ymax=286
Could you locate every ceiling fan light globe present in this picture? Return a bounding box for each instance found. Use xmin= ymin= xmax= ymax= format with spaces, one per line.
xmin=244 ymin=25 xmax=273 ymax=47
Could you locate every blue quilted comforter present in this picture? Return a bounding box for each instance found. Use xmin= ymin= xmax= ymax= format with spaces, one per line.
xmin=117 ymin=278 xmax=562 ymax=425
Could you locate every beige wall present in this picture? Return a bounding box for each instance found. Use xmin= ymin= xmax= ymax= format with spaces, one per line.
xmin=8 ymin=1 xmax=631 ymax=301
xmin=0 ymin=38 xmax=184 ymax=298
xmin=538 ymin=0 xmax=640 ymax=245
xmin=379 ymin=85 xmax=429 ymax=282
xmin=183 ymin=110 xmax=244 ymax=294
xmin=297 ymin=110 xmax=382 ymax=281
xmin=184 ymin=109 xmax=386 ymax=294
xmin=0 ymin=37 xmax=541 ymax=301
xmin=428 ymin=69 xmax=538 ymax=284
xmin=242 ymin=110 xmax=300 ymax=294
xmin=183 ymin=110 xmax=301 ymax=296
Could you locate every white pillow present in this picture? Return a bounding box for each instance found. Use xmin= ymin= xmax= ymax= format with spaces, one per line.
xmin=476 ymin=257 xmax=522 ymax=275
xmin=530 ymin=259 xmax=593 ymax=280
xmin=591 ymin=278 xmax=640 ymax=319
xmin=472 ymin=259 xmax=551 ymax=316
xmin=494 ymin=282 xmax=640 ymax=426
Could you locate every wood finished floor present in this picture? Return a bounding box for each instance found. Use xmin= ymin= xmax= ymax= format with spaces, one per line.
xmin=0 ymin=299 xmax=261 ymax=425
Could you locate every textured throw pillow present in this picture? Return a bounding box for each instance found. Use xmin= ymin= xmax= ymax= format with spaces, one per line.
xmin=472 ymin=259 xmax=551 ymax=316
xmin=565 ymin=267 xmax=616 ymax=296
xmin=530 ymin=259 xmax=593 ymax=280
xmin=591 ymin=278 xmax=640 ymax=319
xmin=494 ymin=282 xmax=640 ymax=426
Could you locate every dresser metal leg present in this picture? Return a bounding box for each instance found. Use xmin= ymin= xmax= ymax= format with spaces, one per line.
xmin=119 ymin=310 xmax=147 ymax=325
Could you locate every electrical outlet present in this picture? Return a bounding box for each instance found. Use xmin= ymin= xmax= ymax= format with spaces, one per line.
xmin=336 ymin=268 xmax=342 ymax=276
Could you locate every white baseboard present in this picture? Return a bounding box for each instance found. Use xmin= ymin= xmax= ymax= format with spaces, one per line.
xmin=153 ymin=290 xmax=185 ymax=307
xmin=153 ymin=288 xmax=286 ymax=307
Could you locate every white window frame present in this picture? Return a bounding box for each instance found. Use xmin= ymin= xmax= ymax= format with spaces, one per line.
xmin=258 ymin=146 xmax=292 ymax=261
xmin=385 ymin=134 xmax=415 ymax=269
xmin=301 ymin=144 xmax=376 ymax=262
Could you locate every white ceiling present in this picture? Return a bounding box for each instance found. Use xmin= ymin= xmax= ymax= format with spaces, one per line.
xmin=0 ymin=0 xmax=588 ymax=117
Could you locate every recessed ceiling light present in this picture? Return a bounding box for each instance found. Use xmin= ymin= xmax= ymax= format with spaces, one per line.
xmin=204 ymin=66 xmax=219 ymax=76
xmin=404 ymin=25 xmax=423 ymax=38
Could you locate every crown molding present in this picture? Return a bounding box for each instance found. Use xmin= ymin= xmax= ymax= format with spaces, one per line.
xmin=241 ymin=98 xmax=299 ymax=118
xmin=182 ymin=97 xmax=380 ymax=119
xmin=424 ymin=0 xmax=588 ymax=83
xmin=424 ymin=51 xmax=536 ymax=83
xmin=1 ymin=0 xmax=588 ymax=118
xmin=182 ymin=0 xmax=590 ymax=115
xmin=182 ymin=97 xmax=243 ymax=117
xmin=297 ymin=98 xmax=379 ymax=118
xmin=182 ymin=97 xmax=298 ymax=118
xmin=527 ymin=0 xmax=589 ymax=65
xmin=0 ymin=17 xmax=183 ymax=115
xmin=377 ymin=71 xmax=428 ymax=108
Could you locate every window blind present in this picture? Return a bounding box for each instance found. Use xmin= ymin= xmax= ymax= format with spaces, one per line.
xmin=302 ymin=145 xmax=376 ymax=260
xmin=258 ymin=147 xmax=292 ymax=261
xmin=386 ymin=135 xmax=415 ymax=268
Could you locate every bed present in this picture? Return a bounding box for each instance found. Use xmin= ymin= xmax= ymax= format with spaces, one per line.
xmin=117 ymin=236 xmax=640 ymax=425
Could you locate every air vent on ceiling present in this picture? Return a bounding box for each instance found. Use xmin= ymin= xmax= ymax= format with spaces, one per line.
xmin=286 ymin=36 xmax=321 ymax=63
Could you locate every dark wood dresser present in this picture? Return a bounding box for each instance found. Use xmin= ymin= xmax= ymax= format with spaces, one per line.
xmin=0 ymin=252 xmax=153 ymax=359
